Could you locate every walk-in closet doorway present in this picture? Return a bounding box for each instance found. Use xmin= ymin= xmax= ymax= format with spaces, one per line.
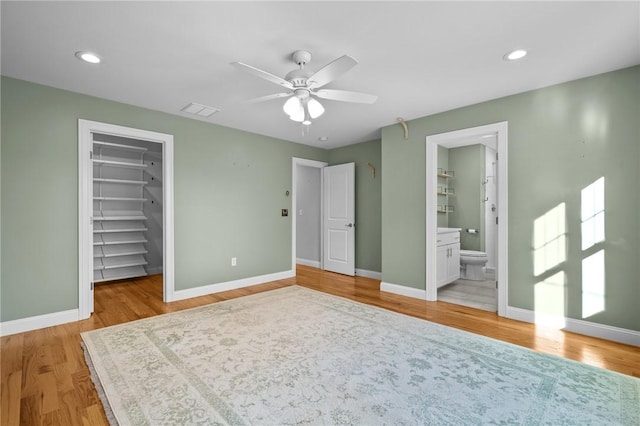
xmin=78 ymin=120 xmax=175 ymax=319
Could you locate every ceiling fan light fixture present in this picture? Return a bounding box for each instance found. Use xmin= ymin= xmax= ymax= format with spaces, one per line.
xmin=307 ymin=98 xmax=325 ymax=119
xmin=283 ymin=97 xmax=303 ymax=120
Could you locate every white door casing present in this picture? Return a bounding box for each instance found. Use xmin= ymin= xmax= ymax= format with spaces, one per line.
xmin=426 ymin=121 xmax=508 ymax=317
xmin=323 ymin=163 xmax=355 ymax=276
xmin=291 ymin=158 xmax=328 ymax=272
xmin=78 ymin=119 xmax=175 ymax=319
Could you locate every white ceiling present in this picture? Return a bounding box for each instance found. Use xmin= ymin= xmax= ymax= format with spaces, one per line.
xmin=2 ymin=1 xmax=639 ymax=149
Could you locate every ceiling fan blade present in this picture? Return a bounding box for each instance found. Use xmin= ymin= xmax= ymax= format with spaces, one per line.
xmin=314 ymin=89 xmax=378 ymax=104
xmin=246 ymin=92 xmax=293 ymax=104
xmin=307 ymin=55 xmax=358 ymax=88
xmin=230 ymin=62 xmax=294 ymax=90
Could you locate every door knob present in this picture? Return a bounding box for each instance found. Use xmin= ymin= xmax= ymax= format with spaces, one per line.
xmin=345 ymin=223 xmax=354 ymax=228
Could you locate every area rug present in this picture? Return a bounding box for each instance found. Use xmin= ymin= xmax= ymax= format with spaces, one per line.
xmin=81 ymin=286 xmax=639 ymax=425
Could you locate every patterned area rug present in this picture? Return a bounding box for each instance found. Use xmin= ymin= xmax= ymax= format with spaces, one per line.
xmin=81 ymin=286 xmax=639 ymax=425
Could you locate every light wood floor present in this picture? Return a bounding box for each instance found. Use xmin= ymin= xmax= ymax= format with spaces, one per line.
xmin=2 ymin=265 xmax=638 ymax=425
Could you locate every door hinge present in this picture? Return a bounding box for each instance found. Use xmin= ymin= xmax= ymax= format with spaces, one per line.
xmin=496 ymin=281 xmax=498 ymax=289
xmin=496 ymin=152 xmax=498 ymax=160
xmin=90 ymin=281 xmax=94 ymax=290
xmin=89 ymin=151 xmax=93 ymax=159
xmin=496 ymin=217 xmax=498 ymax=225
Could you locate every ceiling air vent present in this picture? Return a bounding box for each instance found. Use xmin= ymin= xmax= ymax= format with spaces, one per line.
xmin=181 ymin=102 xmax=220 ymax=117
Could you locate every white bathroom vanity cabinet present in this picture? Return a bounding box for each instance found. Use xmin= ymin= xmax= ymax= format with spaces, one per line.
xmin=436 ymin=228 xmax=461 ymax=288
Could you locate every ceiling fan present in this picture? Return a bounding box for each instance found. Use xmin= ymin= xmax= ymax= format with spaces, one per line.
xmin=231 ymin=50 xmax=377 ymax=126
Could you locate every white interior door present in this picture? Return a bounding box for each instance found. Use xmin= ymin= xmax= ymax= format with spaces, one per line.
xmin=323 ymin=163 xmax=355 ymax=276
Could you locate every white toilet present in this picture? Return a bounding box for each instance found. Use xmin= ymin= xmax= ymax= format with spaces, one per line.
xmin=460 ymin=250 xmax=488 ymax=281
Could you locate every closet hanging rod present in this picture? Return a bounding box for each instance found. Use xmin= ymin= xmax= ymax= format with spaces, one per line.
xmin=93 ymin=141 xmax=148 ymax=152
xmin=93 ymin=239 xmax=148 ymax=246
xmin=93 ymin=159 xmax=148 ymax=169
xmin=93 ymin=228 xmax=148 ymax=234
xmin=92 ymin=215 xmax=148 ymax=221
xmin=93 ymin=178 xmax=148 ymax=185
xmin=94 ymin=197 xmax=148 ymax=202
xmin=101 ymin=250 xmax=148 ymax=258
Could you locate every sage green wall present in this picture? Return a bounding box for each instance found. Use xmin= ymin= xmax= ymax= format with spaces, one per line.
xmin=0 ymin=76 xmax=328 ymax=322
xmin=328 ymin=139 xmax=381 ymax=273
xmin=381 ymin=66 xmax=639 ymax=331
xmin=448 ymin=145 xmax=484 ymax=251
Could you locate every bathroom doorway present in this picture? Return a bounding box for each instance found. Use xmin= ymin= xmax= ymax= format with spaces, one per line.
xmin=425 ymin=122 xmax=508 ymax=317
xmin=436 ymin=143 xmax=498 ymax=311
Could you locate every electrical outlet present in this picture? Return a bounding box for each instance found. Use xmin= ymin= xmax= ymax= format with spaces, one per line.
xmin=231 ymin=257 xmax=237 ymax=266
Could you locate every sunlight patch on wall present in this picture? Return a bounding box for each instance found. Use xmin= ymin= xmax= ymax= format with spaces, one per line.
xmin=582 ymin=250 xmax=605 ymax=318
xmin=534 ymin=271 xmax=567 ymax=328
xmin=581 ymin=177 xmax=605 ymax=250
xmin=581 ymin=177 xmax=606 ymax=319
xmin=533 ymin=203 xmax=567 ymax=277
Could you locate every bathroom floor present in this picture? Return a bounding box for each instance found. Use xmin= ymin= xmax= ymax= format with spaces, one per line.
xmin=438 ymin=277 xmax=497 ymax=312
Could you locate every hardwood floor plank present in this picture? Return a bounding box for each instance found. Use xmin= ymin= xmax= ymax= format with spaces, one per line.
xmin=18 ymin=395 xmax=39 ymax=426
xmin=1 ymin=370 xmax=22 ymax=426
xmin=1 ymin=266 xmax=638 ymax=425
xmin=38 ymin=371 xmax=59 ymax=414
xmin=81 ymin=404 xmax=109 ymax=426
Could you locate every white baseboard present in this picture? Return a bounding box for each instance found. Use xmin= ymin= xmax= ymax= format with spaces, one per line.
xmin=1 ymin=270 xmax=294 ymax=335
xmin=170 ymin=270 xmax=295 ymax=302
xmin=296 ymin=261 xmax=381 ymax=280
xmin=0 ymin=309 xmax=79 ymax=337
xmin=506 ymin=306 xmax=640 ymax=347
xmin=296 ymin=258 xmax=321 ymax=268
xmin=356 ymin=269 xmax=382 ymax=280
xmin=380 ymin=281 xmax=426 ymax=300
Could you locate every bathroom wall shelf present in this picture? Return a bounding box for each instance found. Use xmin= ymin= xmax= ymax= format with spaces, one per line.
xmin=437 ymin=171 xmax=455 ymax=214
xmin=437 ymin=169 xmax=455 ymax=179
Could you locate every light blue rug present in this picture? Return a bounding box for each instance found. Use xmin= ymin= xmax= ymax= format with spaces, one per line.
xmin=82 ymin=286 xmax=639 ymax=425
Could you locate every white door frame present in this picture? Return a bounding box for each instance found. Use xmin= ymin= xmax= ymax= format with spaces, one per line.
xmin=78 ymin=119 xmax=175 ymax=319
xmin=426 ymin=121 xmax=508 ymax=317
xmin=291 ymin=157 xmax=328 ymax=271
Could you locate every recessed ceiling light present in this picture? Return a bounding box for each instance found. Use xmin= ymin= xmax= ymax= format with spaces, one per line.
xmin=75 ymin=51 xmax=101 ymax=64
xmin=504 ymin=49 xmax=527 ymax=61
xmin=318 ymin=136 xmax=329 ymax=142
